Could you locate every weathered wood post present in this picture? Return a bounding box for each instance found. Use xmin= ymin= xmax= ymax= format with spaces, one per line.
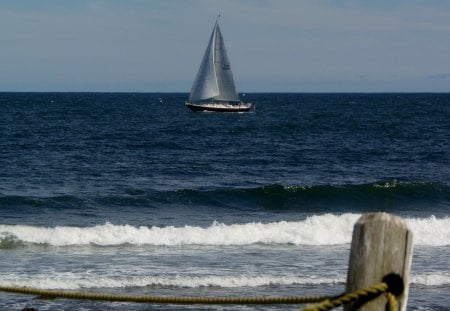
xmin=345 ymin=213 xmax=413 ymax=311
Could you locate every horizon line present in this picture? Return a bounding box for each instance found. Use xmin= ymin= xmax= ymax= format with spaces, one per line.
xmin=1 ymin=91 xmax=450 ymax=94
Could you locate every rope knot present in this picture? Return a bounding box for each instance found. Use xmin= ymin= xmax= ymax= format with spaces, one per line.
xmin=382 ymin=273 xmax=404 ymax=297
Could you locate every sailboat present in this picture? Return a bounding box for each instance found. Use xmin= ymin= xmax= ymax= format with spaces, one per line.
xmin=186 ymin=19 xmax=255 ymax=112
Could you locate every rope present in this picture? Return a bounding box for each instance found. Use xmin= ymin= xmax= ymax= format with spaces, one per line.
xmin=300 ymin=282 xmax=388 ymax=311
xmin=300 ymin=273 xmax=403 ymax=311
xmin=386 ymin=293 xmax=397 ymax=311
xmin=0 ymin=285 xmax=330 ymax=305
xmin=0 ymin=273 xmax=403 ymax=309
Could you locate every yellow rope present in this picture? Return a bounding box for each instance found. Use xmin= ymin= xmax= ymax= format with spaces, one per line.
xmin=0 ymin=285 xmax=330 ymax=305
xmin=0 ymin=275 xmax=402 ymax=309
xmin=386 ymin=292 xmax=397 ymax=311
xmin=300 ymin=282 xmax=397 ymax=311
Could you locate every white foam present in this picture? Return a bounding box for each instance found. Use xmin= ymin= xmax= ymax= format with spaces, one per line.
xmin=1 ymin=214 xmax=449 ymax=246
xmin=1 ymin=272 xmax=447 ymax=290
xmin=0 ymin=273 xmax=344 ymax=290
xmin=406 ymin=215 xmax=450 ymax=246
xmin=410 ymin=273 xmax=450 ymax=286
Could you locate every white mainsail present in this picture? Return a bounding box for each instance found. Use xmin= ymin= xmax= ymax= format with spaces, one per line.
xmin=189 ymin=21 xmax=240 ymax=103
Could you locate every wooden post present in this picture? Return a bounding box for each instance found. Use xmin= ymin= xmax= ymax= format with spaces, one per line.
xmin=345 ymin=213 xmax=413 ymax=311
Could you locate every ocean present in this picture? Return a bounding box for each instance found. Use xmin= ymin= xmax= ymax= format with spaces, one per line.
xmin=0 ymin=92 xmax=449 ymax=310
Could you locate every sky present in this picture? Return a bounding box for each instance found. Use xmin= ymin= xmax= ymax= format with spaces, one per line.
xmin=1 ymin=0 xmax=450 ymax=92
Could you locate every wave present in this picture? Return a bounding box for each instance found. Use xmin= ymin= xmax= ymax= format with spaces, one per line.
xmin=1 ymin=180 xmax=449 ymax=212
xmin=236 ymin=181 xmax=450 ymax=211
xmin=0 ymin=273 xmax=447 ymax=290
xmin=0 ymin=274 xmax=344 ymax=290
xmin=1 ymin=214 xmax=449 ymax=247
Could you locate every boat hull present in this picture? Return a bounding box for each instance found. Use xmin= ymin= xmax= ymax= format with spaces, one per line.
xmin=185 ymin=102 xmax=255 ymax=112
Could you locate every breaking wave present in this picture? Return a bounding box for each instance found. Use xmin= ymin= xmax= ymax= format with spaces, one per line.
xmin=1 ymin=213 xmax=449 ymax=247
xmin=0 ymin=273 xmax=447 ymax=290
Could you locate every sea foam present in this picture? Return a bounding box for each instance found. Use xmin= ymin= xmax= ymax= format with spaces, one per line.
xmin=1 ymin=214 xmax=449 ymax=247
xmin=0 ymin=273 xmax=447 ymax=290
xmin=0 ymin=274 xmax=344 ymax=290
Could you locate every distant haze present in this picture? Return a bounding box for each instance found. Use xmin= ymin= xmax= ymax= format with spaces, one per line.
xmin=1 ymin=0 xmax=449 ymax=92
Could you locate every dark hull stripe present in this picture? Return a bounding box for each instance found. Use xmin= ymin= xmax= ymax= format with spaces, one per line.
xmin=186 ymin=103 xmax=255 ymax=112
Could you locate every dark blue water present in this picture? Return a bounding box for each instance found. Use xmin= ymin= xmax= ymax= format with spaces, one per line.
xmin=0 ymin=93 xmax=449 ymax=310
